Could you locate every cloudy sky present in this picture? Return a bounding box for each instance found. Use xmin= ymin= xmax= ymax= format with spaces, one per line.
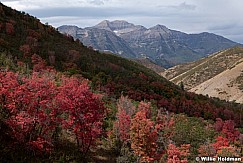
xmin=2 ymin=0 xmax=243 ymax=43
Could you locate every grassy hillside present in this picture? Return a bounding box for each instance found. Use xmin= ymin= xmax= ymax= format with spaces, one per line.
xmin=161 ymin=47 xmax=243 ymax=90
xmin=161 ymin=47 xmax=243 ymax=103
xmin=190 ymin=61 xmax=243 ymax=103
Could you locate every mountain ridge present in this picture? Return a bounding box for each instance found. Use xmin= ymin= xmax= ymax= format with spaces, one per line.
xmin=58 ymin=24 xmax=137 ymax=58
xmin=58 ymin=20 xmax=241 ymax=68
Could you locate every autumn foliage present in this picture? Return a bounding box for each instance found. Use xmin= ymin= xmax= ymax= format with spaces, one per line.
xmin=1 ymin=55 xmax=242 ymax=162
xmin=167 ymin=144 xmax=190 ymax=163
xmin=113 ymin=95 xmax=135 ymax=143
xmin=56 ymin=77 xmax=104 ymax=154
xmin=130 ymin=107 xmax=159 ymax=162
xmin=0 ymin=55 xmax=105 ymax=157
xmin=214 ymin=118 xmax=240 ymax=142
xmin=111 ymin=97 xmax=243 ymax=162
xmin=5 ymin=22 xmax=14 ymax=35
xmin=113 ymin=99 xmax=180 ymax=162
xmin=197 ymin=119 xmax=242 ymax=159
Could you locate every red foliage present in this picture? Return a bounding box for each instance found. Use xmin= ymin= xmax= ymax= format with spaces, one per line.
xmin=198 ymin=135 xmax=241 ymax=158
xmin=114 ymin=109 xmax=131 ymax=143
xmin=137 ymin=101 xmax=152 ymax=118
xmin=139 ymin=72 xmax=148 ymax=81
xmin=0 ymin=71 xmax=20 ymax=110
xmin=31 ymin=54 xmax=54 ymax=72
xmin=167 ymin=144 xmax=190 ymax=163
xmin=212 ymin=136 xmax=229 ymax=151
xmin=19 ymin=44 xmax=31 ymax=57
xmin=27 ymin=29 xmax=41 ymax=39
xmin=214 ymin=118 xmax=240 ymax=142
xmin=26 ymin=36 xmax=38 ymax=47
xmin=130 ymin=106 xmax=159 ymax=162
xmin=56 ymin=77 xmax=104 ymax=153
xmin=27 ymin=137 xmax=53 ymax=155
xmin=127 ymin=101 xmax=177 ymax=162
xmin=197 ymin=142 xmax=216 ymax=157
xmin=156 ymin=110 xmax=175 ymax=148
xmin=1 ymin=71 xmax=58 ymax=153
xmin=114 ymin=96 xmax=134 ymax=143
xmin=0 ymin=69 xmax=105 ymax=155
xmin=5 ymin=22 xmax=14 ymax=35
xmin=31 ymin=54 xmax=47 ymax=71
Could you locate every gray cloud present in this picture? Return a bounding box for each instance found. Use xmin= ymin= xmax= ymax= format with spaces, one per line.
xmin=169 ymin=2 xmax=196 ymax=10
xmin=178 ymin=2 xmax=196 ymax=10
xmin=89 ymin=0 xmax=105 ymax=5
xmin=26 ymin=6 xmax=154 ymax=18
xmin=208 ymin=23 xmax=238 ymax=32
xmin=205 ymin=23 xmax=243 ymax=43
xmin=89 ymin=0 xmax=103 ymax=5
xmin=2 ymin=0 xmax=243 ymax=43
xmin=167 ymin=2 xmax=196 ymax=10
xmin=0 ymin=0 xmax=21 ymax=1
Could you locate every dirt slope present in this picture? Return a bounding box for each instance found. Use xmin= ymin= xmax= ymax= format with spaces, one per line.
xmin=161 ymin=47 xmax=243 ymax=103
xmin=190 ymin=61 xmax=243 ymax=103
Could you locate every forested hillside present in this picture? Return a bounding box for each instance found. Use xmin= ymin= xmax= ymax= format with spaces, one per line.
xmin=0 ymin=3 xmax=242 ymax=162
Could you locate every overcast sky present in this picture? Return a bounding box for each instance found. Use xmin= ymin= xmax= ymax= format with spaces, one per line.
xmin=2 ymin=0 xmax=243 ymax=43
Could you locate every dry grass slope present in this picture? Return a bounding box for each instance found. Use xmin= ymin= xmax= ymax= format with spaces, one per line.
xmin=161 ymin=47 xmax=243 ymax=103
xmin=191 ymin=61 xmax=243 ymax=103
xmin=161 ymin=47 xmax=243 ymax=89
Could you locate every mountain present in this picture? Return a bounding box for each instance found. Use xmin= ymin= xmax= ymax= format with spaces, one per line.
xmin=161 ymin=47 xmax=243 ymax=103
xmin=58 ymin=20 xmax=240 ymax=68
xmin=94 ymin=20 xmax=146 ymax=34
xmin=58 ymin=25 xmax=136 ymax=58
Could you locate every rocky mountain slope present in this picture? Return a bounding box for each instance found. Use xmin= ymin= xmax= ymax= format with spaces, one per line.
xmin=58 ymin=25 xmax=136 ymax=58
xmin=161 ymin=47 xmax=243 ymax=103
xmin=58 ymin=20 xmax=240 ymax=68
